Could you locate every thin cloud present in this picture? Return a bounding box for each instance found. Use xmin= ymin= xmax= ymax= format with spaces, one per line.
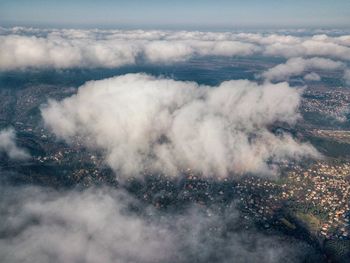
xmin=0 ymin=185 xmax=319 ymax=263
xmin=0 ymin=128 xmax=30 ymax=160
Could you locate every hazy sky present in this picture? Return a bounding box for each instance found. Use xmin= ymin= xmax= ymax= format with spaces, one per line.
xmin=1 ymin=0 xmax=350 ymax=29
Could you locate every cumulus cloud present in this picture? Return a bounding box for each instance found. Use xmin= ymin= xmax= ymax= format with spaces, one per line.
xmin=0 ymin=31 xmax=258 ymax=70
xmin=262 ymin=35 xmax=350 ymax=60
xmin=303 ymin=72 xmax=321 ymax=81
xmin=262 ymin=57 xmax=345 ymax=81
xmin=0 ymin=128 xmax=30 ymax=160
xmin=1 ymin=28 xmax=350 ymax=70
xmin=41 ymin=74 xmax=318 ymax=178
xmin=0 ymin=185 xmax=319 ymax=263
xmin=0 ymin=34 xmax=140 ymax=69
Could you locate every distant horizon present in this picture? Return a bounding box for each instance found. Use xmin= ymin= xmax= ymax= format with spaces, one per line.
xmin=1 ymin=23 xmax=350 ymax=32
xmin=1 ymin=0 xmax=350 ymax=30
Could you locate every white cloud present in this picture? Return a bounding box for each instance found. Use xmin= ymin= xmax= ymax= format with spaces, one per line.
xmin=0 ymin=34 xmax=139 ymax=69
xmin=0 ymin=185 xmax=318 ymax=263
xmin=263 ymin=37 xmax=350 ymax=61
xmin=1 ymin=28 xmax=350 ymax=70
xmin=303 ymin=72 xmax=321 ymax=81
xmin=41 ymin=74 xmax=319 ymax=179
xmin=0 ymin=31 xmax=258 ymax=70
xmin=0 ymin=128 xmax=30 ymax=160
xmin=262 ymin=57 xmax=345 ymax=81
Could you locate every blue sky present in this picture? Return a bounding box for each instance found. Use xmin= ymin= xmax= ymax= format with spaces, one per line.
xmin=1 ymin=0 xmax=349 ymax=29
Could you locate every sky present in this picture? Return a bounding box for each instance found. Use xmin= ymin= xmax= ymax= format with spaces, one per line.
xmin=0 ymin=0 xmax=350 ymax=29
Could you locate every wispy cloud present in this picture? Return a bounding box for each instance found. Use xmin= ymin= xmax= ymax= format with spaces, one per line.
xmin=0 ymin=128 xmax=30 ymax=160
xmin=0 ymin=185 xmax=319 ymax=263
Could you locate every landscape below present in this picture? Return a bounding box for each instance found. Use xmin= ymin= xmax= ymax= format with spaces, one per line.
xmin=1 ymin=28 xmax=350 ymax=263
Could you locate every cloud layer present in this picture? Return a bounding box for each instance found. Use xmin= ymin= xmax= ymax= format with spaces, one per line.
xmin=0 ymin=128 xmax=30 ymax=160
xmin=1 ymin=27 xmax=350 ymax=70
xmin=0 ymin=30 xmax=258 ymax=70
xmin=41 ymin=74 xmax=318 ymax=178
xmin=0 ymin=185 xmax=319 ymax=263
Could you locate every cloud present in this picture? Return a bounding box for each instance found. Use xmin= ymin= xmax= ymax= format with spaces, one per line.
xmin=0 ymin=186 xmax=173 ymax=263
xmin=143 ymin=40 xmax=259 ymax=63
xmin=0 ymin=34 xmax=139 ymax=69
xmin=262 ymin=57 xmax=345 ymax=81
xmin=1 ymin=28 xmax=350 ymax=70
xmin=263 ymin=36 xmax=350 ymax=60
xmin=41 ymin=74 xmax=318 ymax=179
xmin=303 ymin=72 xmax=321 ymax=81
xmin=344 ymin=69 xmax=350 ymax=85
xmin=0 ymin=185 xmax=320 ymax=263
xmin=0 ymin=128 xmax=30 ymax=160
xmin=0 ymin=31 xmax=258 ymax=70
